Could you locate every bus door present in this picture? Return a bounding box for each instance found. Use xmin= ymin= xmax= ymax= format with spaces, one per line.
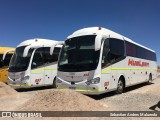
xmin=30 ymin=48 xmax=45 ymax=86
xmin=43 ymin=47 xmax=61 ymax=85
xmin=43 ymin=47 xmax=54 ymax=85
xmin=101 ymin=38 xmax=125 ymax=90
xmin=101 ymin=39 xmax=113 ymax=90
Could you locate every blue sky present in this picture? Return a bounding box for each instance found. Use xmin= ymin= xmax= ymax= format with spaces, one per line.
xmin=0 ymin=0 xmax=160 ymax=65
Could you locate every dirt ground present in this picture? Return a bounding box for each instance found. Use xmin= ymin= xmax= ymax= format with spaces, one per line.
xmin=0 ymin=72 xmax=160 ymax=120
xmin=0 ymin=86 xmax=107 ymax=111
xmin=97 ymin=77 xmax=160 ymax=111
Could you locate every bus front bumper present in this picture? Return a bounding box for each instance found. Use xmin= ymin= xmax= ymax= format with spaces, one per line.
xmin=8 ymin=83 xmax=33 ymax=89
xmin=56 ymin=83 xmax=106 ymax=95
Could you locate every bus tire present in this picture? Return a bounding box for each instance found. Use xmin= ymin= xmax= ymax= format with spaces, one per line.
xmin=147 ymin=74 xmax=152 ymax=85
xmin=116 ymin=78 xmax=124 ymax=94
xmin=53 ymin=78 xmax=57 ymax=88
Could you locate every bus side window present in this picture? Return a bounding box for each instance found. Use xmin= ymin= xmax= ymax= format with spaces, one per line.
xmin=44 ymin=47 xmax=61 ymax=64
xmin=0 ymin=61 xmax=3 ymax=67
xmin=31 ymin=48 xmax=44 ymax=69
xmin=3 ymin=54 xmax=13 ymax=67
xmin=44 ymin=47 xmax=52 ymax=64
xmin=0 ymin=54 xmax=3 ymax=67
xmin=109 ymin=38 xmax=125 ymax=62
xmin=125 ymin=41 xmax=136 ymax=57
xmin=102 ymin=39 xmax=110 ymax=68
xmin=51 ymin=47 xmax=61 ymax=63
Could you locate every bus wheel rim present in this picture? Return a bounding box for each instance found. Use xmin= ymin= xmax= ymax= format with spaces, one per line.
xmin=118 ymin=81 xmax=123 ymax=90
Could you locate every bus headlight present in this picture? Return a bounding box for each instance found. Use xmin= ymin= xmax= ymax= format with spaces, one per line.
xmin=21 ymin=76 xmax=30 ymax=81
xmin=86 ymin=77 xmax=100 ymax=85
xmin=56 ymin=77 xmax=62 ymax=83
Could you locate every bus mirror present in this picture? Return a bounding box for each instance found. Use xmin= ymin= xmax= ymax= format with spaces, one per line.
xmin=23 ymin=46 xmax=31 ymax=57
xmin=50 ymin=42 xmax=62 ymax=55
xmin=95 ymin=34 xmax=102 ymax=51
xmin=50 ymin=47 xmax=55 ymax=55
xmin=2 ymin=50 xmax=15 ymax=61
xmin=50 ymin=44 xmax=57 ymax=55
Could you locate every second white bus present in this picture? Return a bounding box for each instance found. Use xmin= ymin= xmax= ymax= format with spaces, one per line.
xmin=56 ymin=27 xmax=157 ymax=95
xmin=8 ymin=38 xmax=62 ymax=88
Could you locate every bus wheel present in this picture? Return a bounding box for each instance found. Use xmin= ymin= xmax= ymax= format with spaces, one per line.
xmin=53 ymin=78 xmax=57 ymax=88
xmin=116 ymin=79 xmax=124 ymax=94
xmin=147 ymin=74 xmax=152 ymax=85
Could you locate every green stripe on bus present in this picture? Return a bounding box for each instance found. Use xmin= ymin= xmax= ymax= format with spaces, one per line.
xmin=31 ymin=69 xmax=44 ymax=74
xmin=57 ymin=86 xmax=102 ymax=93
xmin=44 ymin=68 xmax=57 ymax=70
xmin=9 ymin=84 xmax=32 ymax=87
xmin=31 ymin=68 xmax=57 ymax=74
xmin=101 ymin=68 xmax=157 ymax=74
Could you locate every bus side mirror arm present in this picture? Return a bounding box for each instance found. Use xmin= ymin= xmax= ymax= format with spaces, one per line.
xmin=2 ymin=50 xmax=15 ymax=61
xmin=50 ymin=44 xmax=57 ymax=55
xmin=95 ymin=34 xmax=108 ymax=51
xmin=95 ymin=34 xmax=102 ymax=51
xmin=50 ymin=42 xmax=64 ymax=55
xmin=23 ymin=46 xmax=31 ymax=57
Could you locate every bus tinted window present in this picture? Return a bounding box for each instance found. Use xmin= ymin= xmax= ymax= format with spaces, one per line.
xmin=125 ymin=41 xmax=157 ymax=61
xmin=125 ymin=41 xmax=136 ymax=57
xmin=0 ymin=54 xmax=13 ymax=67
xmin=0 ymin=54 xmax=2 ymax=67
xmin=3 ymin=54 xmax=13 ymax=67
xmin=0 ymin=54 xmax=2 ymax=60
xmin=31 ymin=48 xmax=44 ymax=69
xmin=44 ymin=47 xmax=52 ymax=64
xmin=44 ymin=47 xmax=61 ymax=64
xmin=110 ymin=38 xmax=125 ymax=61
xmin=102 ymin=39 xmax=110 ymax=67
xmin=52 ymin=47 xmax=61 ymax=62
xmin=102 ymin=38 xmax=125 ymax=68
xmin=136 ymin=46 xmax=144 ymax=58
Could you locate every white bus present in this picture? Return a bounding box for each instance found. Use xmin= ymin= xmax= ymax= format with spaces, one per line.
xmin=8 ymin=38 xmax=62 ymax=88
xmin=56 ymin=27 xmax=157 ymax=95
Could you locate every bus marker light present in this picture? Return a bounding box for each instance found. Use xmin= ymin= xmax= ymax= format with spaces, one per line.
xmin=98 ymin=27 xmax=102 ymax=30
xmin=104 ymin=82 xmax=109 ymax=86
xmin=35 ymin=79 xmax=41 ymax=83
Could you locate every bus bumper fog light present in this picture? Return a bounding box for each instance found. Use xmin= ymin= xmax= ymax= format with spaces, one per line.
xmin=86 ymin=77 xmax=100 ymax=84
xmin=21 ymin=76 xmax=30 ymax=81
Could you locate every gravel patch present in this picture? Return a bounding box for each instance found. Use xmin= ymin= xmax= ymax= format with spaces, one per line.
xmin=100 ymin=93 xmax=160 ymax=111
xmin=99 ymin=78 xmax=160 ymax=112
xmin=1 ymin=73 xmax=160 ymax=120
xmin=17 ymin=89 xmax=107 ymax=111
xmin=0 ymin=82 xmax=18 ymax=97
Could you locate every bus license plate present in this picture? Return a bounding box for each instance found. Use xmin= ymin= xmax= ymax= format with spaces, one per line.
xmin=69 ymin=87 xmax=76 ymax=90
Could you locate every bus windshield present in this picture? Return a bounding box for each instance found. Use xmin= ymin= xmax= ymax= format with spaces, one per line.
xmin=0 ymin=54 xmax=3 ymax=67
xmin=0 ymin=54 xmax=2 ymax=61
xmin=9 ymin=46 xmax=34 ymax=72
xmin=58 ymin=35 xmax=100 ymax=72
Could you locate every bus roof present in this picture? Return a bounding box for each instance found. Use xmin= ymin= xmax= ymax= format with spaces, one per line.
xmin=17 ymin=38 xmax=63 ymax=48
xmin=67 ymin=27 xmax=155 ymax=53
xmin=0 ymin=47 xmax=15 ymax=54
